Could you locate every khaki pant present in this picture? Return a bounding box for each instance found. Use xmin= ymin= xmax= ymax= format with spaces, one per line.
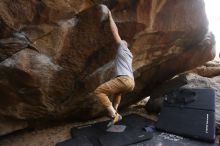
xmin=94 ymin=76 xmax=135 ymax=108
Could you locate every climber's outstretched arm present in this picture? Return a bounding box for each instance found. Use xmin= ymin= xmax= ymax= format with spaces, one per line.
xmin=108 ymin=11 xmax=122 ymax=44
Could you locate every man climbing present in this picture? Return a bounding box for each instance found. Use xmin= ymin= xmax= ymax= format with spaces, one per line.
xmin=94 ymin=8 xmax=135 ymax=127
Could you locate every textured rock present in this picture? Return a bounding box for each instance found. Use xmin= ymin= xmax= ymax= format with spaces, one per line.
xmin=145 ymin=73 xmax=220 ymax=127
xmin=188 ymin=60 xmax=220 ymax=78
xmin=0 ymin=117 xmax=27 ymax=136
xmin=0 ymin=0 xmax=215 ymax=135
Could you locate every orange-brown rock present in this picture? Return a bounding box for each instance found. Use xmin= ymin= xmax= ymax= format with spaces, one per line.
xmin=188 ymin=60 xmax=220 ymax=77
xmin=0 ymin=0 xmax=215 ymax=135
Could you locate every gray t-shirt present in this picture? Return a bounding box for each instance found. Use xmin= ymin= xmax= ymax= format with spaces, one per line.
xmin=114 ymin=40 xmax=134 ymax=79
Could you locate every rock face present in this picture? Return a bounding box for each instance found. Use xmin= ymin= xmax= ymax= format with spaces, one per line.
xmin=0 ymin=0 xmax=215 ymax=134
xmin=188 ymin=60 xmax=220 ymax=78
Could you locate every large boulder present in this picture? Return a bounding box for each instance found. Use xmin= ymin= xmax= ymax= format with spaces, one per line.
xmin=0 ymin=0 xmax=215 ymax=134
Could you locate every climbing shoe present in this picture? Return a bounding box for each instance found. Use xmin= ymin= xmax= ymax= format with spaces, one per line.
xmin=107 ymin=113 xmax=122 ymax=128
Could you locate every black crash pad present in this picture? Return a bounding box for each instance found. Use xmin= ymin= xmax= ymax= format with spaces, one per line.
xmin=156 ymin=88 xmax=216 ymax=142
xmin=70 ymin=114 xmax=153 ymax=146
xmin=131 ymin=131 xmax=220 ymax=146
xmin=56 ymin=131 xmax=220 ymax=146
xmin=56 ymin=136 xmax=93 ymax=146
xmin=56 ymin=114 xmax=219 ymax=146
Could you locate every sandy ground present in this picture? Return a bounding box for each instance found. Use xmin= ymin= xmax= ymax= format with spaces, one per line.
xmin=0 ymin=105 xmax=156 ymax=146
